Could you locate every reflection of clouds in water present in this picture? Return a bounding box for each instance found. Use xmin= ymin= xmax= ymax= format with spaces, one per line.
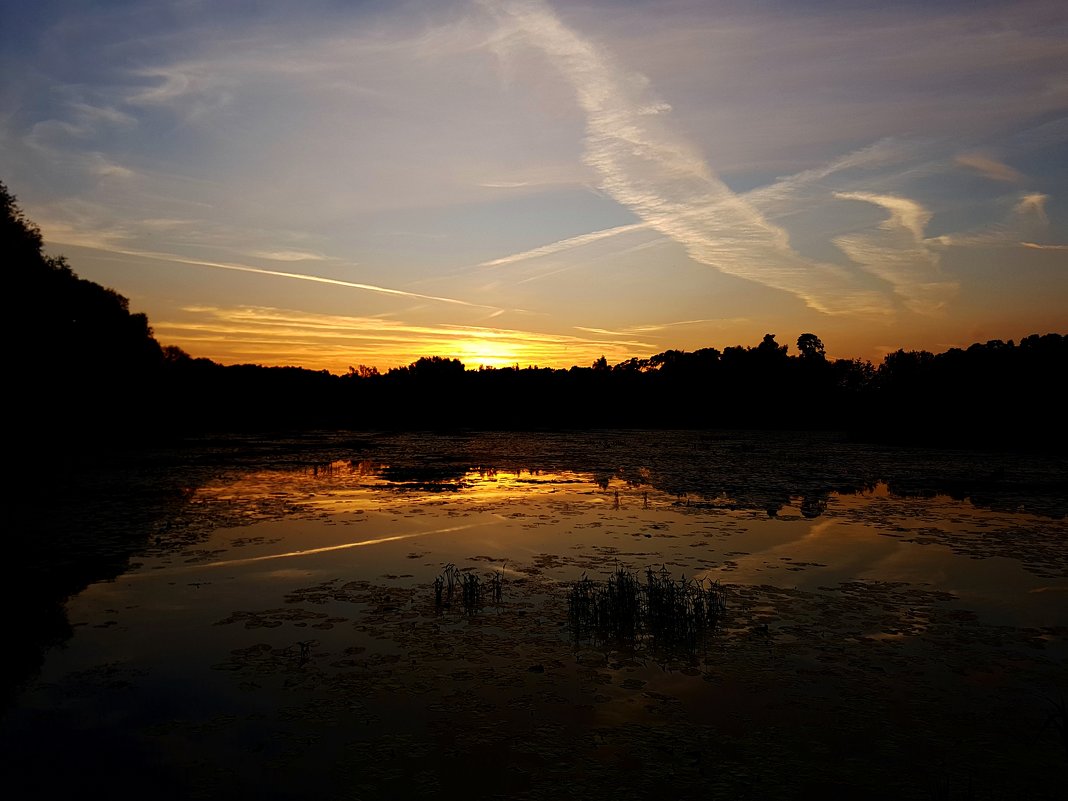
xmin=707 ymin=517 xmax=914 ymax=591
xmin=198 ymin=524 xmax=485 ymax=569
xmin=183 ymin=433 xmax=1067 ymax=609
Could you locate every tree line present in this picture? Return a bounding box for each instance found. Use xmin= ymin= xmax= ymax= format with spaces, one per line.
xmin=5 ymin=181 xmax=1064 ymax=450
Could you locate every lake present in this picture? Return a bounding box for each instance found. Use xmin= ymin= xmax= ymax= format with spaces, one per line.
xmin=3 ymin=430 xmax=1066 ymax=799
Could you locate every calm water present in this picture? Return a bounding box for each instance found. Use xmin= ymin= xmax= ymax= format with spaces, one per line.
xmin=4 ymin=431 xmax=1066 ymax=799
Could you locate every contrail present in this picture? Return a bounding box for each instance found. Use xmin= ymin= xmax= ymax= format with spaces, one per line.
xmin=480 ymin=222 xmax=649 ymax=267
xmin=486 ymin=0 xmax=897 ymax=316
xmin=115 ymin=247 xmax=498 ymax=309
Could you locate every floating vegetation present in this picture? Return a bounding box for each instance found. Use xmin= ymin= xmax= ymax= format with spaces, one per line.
xmin=433 ymin=563 xmax=504 ymax=614
xmin=567 ymin=566 xmax=726 ymax=654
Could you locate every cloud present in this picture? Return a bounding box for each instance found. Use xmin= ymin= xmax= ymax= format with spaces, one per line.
xmin=125 ymin=63 xmax=239 ymax=122
xmin=743 ymin=138 xmax=915 ymax=217
xmin=836 ymin=192 xmax=931 ymax=241
xmin=1021 ymin=242 xmax=1068 ymax=250
xmin=480 ymin=222 xmax=649 ymax=267
xmin=931 ymin=192 xmax=1050 ymax=247
xmin=484 ymin=0 xmax=892 ymax=316
xmin=168 ymin=256 xmax=491 ymax=307
xmin=833 ymin=192 xmax=956 ymax=313
xmin=247 ymin=249 xmax=329 ymax=262
xmin=23 ymin=109 xmax=140 ymax=185
xmin=104 ymin=247 xmax=497 ymax=309
xmin=574 ymin=317 xmax=737 ymax=337
xmin=954 ymin=152 xmax=1025 ymax=183
xmin=1015 ymin=192 xmax=1049 ymax=225
xmin=153 ymin=304 xmax=655 ymax=371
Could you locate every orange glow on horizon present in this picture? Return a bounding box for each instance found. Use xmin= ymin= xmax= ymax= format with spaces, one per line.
xmin=153 ymin=305 xmax=649 ymax=373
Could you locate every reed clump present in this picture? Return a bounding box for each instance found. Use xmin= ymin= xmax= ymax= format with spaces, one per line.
xmin=567 ymin=565 xmax=726 ymax=653
xmin=433 ymin=563 xmax=504 ymax=614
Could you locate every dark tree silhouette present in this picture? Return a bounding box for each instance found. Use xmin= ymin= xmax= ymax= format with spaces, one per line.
xmin=4 ymin=180 xmax=169 ymax=449
xmin=2 ymin=181 xmax=46 ymax=266
xmin=797 ymin=333 xmax=826 ymax=361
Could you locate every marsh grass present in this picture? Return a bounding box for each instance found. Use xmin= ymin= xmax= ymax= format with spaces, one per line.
xmin=433 ymin=563 xmax=504 ymax=614
xmin=568 ymin=565 xmax=726 ymax=654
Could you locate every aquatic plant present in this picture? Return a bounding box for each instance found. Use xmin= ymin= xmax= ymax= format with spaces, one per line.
xmin=460 ymin=571 xmax=481 ymax=613
xmin=489 ymin=570 xmax=503 ymax=604
xmin=566 ymin=565 xmax=726 ymax=654
xmin=444 ymin=563 xmax=462 ymax=596
xmin=433 ymin=563 xmax=462 ymax=609
xmin=432 ymin=564 xmax=503 ymax=614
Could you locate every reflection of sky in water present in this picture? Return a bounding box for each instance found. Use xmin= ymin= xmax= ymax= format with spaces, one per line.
xmin=77 ymin=466 xmax=1066 ymax=644
xmin=7 ymin=455 xmax=1064 ymax=800
xmin=5 ymin=423 xmax=1065 ymax=801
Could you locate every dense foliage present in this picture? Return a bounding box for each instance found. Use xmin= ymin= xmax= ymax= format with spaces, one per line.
xmin=5 ymin=182 xmax=165 ymax=443
xmin=4 ymin=181 xmax=1064 ymax=449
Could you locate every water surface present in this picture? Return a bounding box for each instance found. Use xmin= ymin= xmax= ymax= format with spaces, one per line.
xmin=4 ymin=431 xmax=1066 ymax=799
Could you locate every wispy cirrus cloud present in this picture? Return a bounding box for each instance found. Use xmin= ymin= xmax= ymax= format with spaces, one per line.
xmin=832 ymin=192 xmax=956 ymax=314
xmin=836 ymin=192 xmax=932 ymax=242
xmin=574 ymin=318 xmax=740 ymax=337
xmin=931 ymin=192 xmax=1051 ymax=248
xmin=741 ymin=138 xmax=917 ymax=217
xmin=155 ymin=304 xmax=653 ymax=371
xmin=246 ymin=249 xmax=329 ymax=262
xmin=1022 ymin=242 xmax=1068 ymax=250
xmin=485 ymin=0 xmax=892 ymax=316
xmin=1016 ymin=192 xmax=1050 ymax=226
xmin=954 ymin=152 xmax=1025 ymax=183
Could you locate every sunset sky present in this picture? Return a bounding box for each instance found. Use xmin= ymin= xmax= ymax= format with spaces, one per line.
xmin=2 ymin=0 xmax=1066 ymax=372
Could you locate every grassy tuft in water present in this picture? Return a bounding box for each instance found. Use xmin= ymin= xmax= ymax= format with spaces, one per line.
xmin=567 ymin=565 xmax=726 ymax=654
xmin=433 ymin=564 xmax=503 ymax=614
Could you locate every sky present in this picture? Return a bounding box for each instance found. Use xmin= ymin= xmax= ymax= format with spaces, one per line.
xmin=2 ymin=0 xmax=1066 ymax=372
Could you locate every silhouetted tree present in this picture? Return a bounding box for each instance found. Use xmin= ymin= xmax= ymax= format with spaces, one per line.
xmin=796 ymin=333 xmax=826 ymax=361
xmin=346 ymin=364 xmax=380 ymax=379
xmin=4 ymin=180 xmax=169 ymax=446
xmin=409 ymin=355 xmax=465 ymax=378
xmin=613 ymin=357 xmax=649 ymax=373
xmin=2 ymin=181 xmax=46 ymax=268
xmin=755 ymin=333 xmax=788 ymax=359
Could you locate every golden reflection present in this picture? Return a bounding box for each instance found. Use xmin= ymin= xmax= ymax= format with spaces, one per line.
xmin=197 ymin=522 xmax=487 ymax=569
xmin=191 ymin=462 xmax=637 ymax=519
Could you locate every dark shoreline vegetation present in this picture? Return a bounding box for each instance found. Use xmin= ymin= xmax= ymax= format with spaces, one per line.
xmin=5 ymin=181 xmax=1066 ymax=454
